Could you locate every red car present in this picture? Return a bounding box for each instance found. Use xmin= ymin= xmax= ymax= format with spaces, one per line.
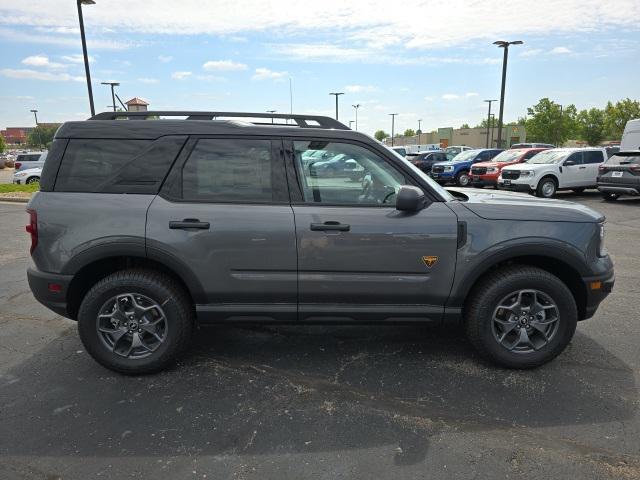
xmin=470 ymin=148 xmax=548 ymax=188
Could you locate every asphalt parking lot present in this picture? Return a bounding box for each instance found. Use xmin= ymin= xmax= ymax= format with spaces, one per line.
xmin=1 ymin=191 xmax=639 ymax=480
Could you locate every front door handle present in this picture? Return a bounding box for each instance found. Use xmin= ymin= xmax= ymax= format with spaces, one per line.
xmin=310 ymin=221 xmax=350 ymax=232
xmin=169 ymin=218 xmax=210 ymax=230
xmin=578 ymin=166 xmax=587 ymax=169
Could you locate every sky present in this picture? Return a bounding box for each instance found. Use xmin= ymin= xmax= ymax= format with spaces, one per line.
xmin=1 ymin=0 xmax=639 ymax=136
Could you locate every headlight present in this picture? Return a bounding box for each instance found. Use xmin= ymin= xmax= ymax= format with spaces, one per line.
xmin=598 ymin=223 xmax=606 ymax=257
xmin=486 ymin=167 xmax=497 ymax=173
xmin=14 ymin=172 xmax=27 ymax=177
xmin=520 ymin=170 xmax=534 ymax=177
xmin=443 ymin=165 xmax=454 ymax=171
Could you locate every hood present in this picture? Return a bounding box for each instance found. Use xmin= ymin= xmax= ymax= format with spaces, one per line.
xmin=501 ymin=162 xmax=551 ymax=171
xmin=447 ymin=187 xmax=604 ymax=223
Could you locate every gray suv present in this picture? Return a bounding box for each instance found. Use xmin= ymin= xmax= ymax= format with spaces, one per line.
xmin=27 ymin=111 xmax=615 ymax=374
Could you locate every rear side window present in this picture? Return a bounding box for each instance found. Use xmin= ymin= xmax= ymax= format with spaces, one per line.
xmin=583 ymin=150 xmax=605 ymax=164
xmin=181 ymin=138 xmax=273 ymax=203
xmin=54 ymin=136 xmax=186 ymax=193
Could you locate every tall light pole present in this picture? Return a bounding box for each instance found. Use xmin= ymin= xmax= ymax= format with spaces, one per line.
xmin=101 ymin=81 xmax=120 ymax=112
xmin=352 ymin=104 xmax=360 ymax=130
xmin=389 ymin=113 xmax=398 ymax=146
xmin=77 ymin=0 xmax=96 ymax=117
xmin=493 ymin=40 xmax=523 ymax=148
xmin=417 ymin=119 xmax=422 ymax=133
xmin=490 ymin=113 xmax=496 ymax=147
xmin=484 ymin=99 xmax=497 ymax=148
xmin=329 ymin=92 xmax=344 ymax=120
xmin=557 ymin=104 xmax=563 ymax=146
xmin=349 ymin=120 xmax=354 ymax=129
xmin=30 ymin=109 xmax=42 ymax=148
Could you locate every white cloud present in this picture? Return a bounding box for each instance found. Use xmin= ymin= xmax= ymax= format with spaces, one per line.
xmin=0 ymin=68 xmax=84 ymax=82
xmin=0 ymin=27 xmax=134 ymax=50
xmin=171 ymin=71 xmax=192 ymax=80
xmin=60 ymin=54 xmax=95 ymax=63
xmin=550 ymin=46 xmax=572 ymax=54
xmin=465 ymin=92 xmax=479 ymax=98
xmin=158 ymin=55 xmax=173 ymax=63
xmin=252 ymin=67 xmax=288 ymax=81
xmin=21 ymin=54 xmax=67 ymax=69
xmin=138 ymin=77 xmax=159 ymax=84
xmin=442 ymin=94 xmax=460 ymax=100
xmin=520 ymin=48 xmax=543 ymax=57
xmin=202 ymin=60 xmax=247 ymax=71
xmin=344 ymin=84 xmax=378 ymax=93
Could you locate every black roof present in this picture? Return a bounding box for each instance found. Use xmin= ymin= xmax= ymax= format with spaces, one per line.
xmin=56 ymin=111 xmax=365 ymax=140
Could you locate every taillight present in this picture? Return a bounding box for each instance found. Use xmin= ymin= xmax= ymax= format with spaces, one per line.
xmin=598 ymin=164 xmax=608 ymax=173
xmin=15 ymin=162 xmax=22 ymax=170
xmin=25 ymin=208 xmax=37 ymax=255
xmin=630 ymin=165 xmax=640 ymax=173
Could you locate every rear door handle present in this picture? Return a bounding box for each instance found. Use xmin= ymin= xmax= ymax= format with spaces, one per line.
xmin=169 ymin=218 xmax=210 ymax=230
xmin=310 ymin=221 xmax=350 ymax=232
xmin=578 ymin=166 xmax=587 ymax=169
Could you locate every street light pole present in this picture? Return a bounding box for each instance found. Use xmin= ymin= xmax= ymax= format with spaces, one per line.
xmin=349 ymin=120 xmax=354 ymax=129
xmin=77 ymin=0 xmax=96 ymax=117
xmin=389 ymin=113 xmax=398 ymax=146
xmin=352 ymin=104 xmax=360 ymax=131
xmin=493 ymin=40 xmax=523 ymax=148
xmin=557 ymin=104 xmax=563 ymax=146
xmin=101 ymin=81 xmax=120 ymax=112
xmin=329 ymin=92 xmax=344 ymax=120
xmin=484 ymin=99 xmax=497 ymax=147
xmin=490 ymin=113 xmax=496 ymax=147
xmin=30 ymin=109 xmax=42 ymax=148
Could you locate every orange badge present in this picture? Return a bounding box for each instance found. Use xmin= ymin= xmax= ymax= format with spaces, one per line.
xmin=422 ymin=256 xmax=438 ymax=268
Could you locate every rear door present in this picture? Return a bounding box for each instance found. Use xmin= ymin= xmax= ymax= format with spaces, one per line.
xmin=286 ymin=138 xmax=458 ymax=322
xmin=146 ymin=136 xmax=297 ymax=321
xmin=581 ymin=150 xmax=605 ymax=186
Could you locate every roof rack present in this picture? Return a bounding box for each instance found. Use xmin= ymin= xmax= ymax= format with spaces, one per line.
xmin=90 ymin=111 xmax=350 ymax=130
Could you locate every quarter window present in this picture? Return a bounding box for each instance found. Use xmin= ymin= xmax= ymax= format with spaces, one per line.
xmin=182 ymin=138 xmax=273 ymax=202
xmin=293 ymin=140 xmax=405 ymax=206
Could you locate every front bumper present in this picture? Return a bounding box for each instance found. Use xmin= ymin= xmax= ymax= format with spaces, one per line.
xmin=497 ymin=181 xmax=532 ymax=193
xmin=581 ymin=267 xmax=615 ymax=320
xmin=431 ymin=172 xmax=454 ymax=182
xmin=12 ymin=179 xmax=22 ymax=184
xmin=471 ymin=176 xmax=498 ymax=187
xmin=27 ymin=267 xmax=74 ymax=319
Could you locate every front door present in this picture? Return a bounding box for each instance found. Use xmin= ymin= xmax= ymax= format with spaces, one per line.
xmin=560 ymin=152 xmax=584 ymax=187
xmin=286 ymin=139 xmax=458 ymax=322
xmin=147 ymin=136 xmax=297 ymax=321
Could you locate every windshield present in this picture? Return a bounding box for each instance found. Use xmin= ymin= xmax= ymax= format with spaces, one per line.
xmin=386 ymin=147 xmax=455 ymax=201
xmin=450 ymin=150 xmax=478 ymax=163
xmin=606 ymin=153 xmax=640 ymax=165
xmin=492 ymin=150 xmax=523 ymax=163
xmin=527 ymin=150 xmax=566 ymax=164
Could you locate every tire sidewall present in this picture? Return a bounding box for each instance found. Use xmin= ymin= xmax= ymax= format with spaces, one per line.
xmin=78 ymin=275 xmax=187 ymax=374
xmin=537 ymin=177 xmax=556 ymax=198
xmin=472 ymin=273 xmax=577 ymax=368
xmin=456 ymin=170 xmax=470 ymax=187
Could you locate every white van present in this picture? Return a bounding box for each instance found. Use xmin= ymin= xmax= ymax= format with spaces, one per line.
xmin=620 ymin=119 xmax=640 ymax=151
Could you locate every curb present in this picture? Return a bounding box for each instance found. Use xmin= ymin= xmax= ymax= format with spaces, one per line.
xmin=0 ymin=196 xmax=30 ymax=204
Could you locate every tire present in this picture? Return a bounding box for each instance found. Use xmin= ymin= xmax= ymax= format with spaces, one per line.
xmin=77 ymin=269 xmax=194 ymax=375
xmin=464 ymin=265 xmax=577 ymax=369
xmin=26 ymin=176 xmax=40 ymax=184
xmin=536 ymin=176 xmax=557 ymax=198
xmin=456 ymin=170 xmax=471 ymax=187
xmin=602 ymin=192 xmax=618 ymax=201
xmin=571 ymin=187 xmax=585 ymax=194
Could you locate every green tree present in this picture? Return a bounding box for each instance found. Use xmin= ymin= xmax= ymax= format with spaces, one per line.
xmin=604 ymin=98 xmax=640 ymax=139
xmin=459 ymin=123 xmax=470 ymax=129
xmin=28 ymin=125 xmax=57 ymax=149
xmin=403 ymin=128 xmax=416 ymax=137
xmin=0 ymin=134 xmax=6 ymax=153
xmin=374 ymin=130 xmax=389 ymax=141
xmin=476 ymin=117 xmax=497 ymax=128
xmin=525 ymin=98 xmax=577 ymax=146
xmin=576 ymin=108 xmax=606 ymax=146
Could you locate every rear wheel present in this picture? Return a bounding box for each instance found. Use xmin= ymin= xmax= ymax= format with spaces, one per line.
xmin=77 ymin=269 xmax=194 ymax=374
xmin=456 ymin=170 xmax=471 ymax=187
xmin=536 ymin=176 xmax=557 ymax=198
xmin=602 ymin=192 xmax=619 ymax=201
xmin=465 ymin=266 xmax=577 ymax=369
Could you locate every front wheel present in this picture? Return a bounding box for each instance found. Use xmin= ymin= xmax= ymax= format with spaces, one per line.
xmin=456 ymin=170 xmax=471 ymax=187
xmin=26 ymin=176 xmax=40 ymax=184
xmin=77 ymin=269 xmax=194 ymax=374
xmin=536 ymin=177 xmax=557 ymax=198
xmin=464 ymin=266 xmax=577 ymax=369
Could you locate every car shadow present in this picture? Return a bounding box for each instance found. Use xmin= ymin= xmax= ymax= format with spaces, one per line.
xmin=0 ymin=324 xmax=636 ymax=465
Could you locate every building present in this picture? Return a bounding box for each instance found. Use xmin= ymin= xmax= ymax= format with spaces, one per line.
xmin=0 ymin=127 xmax=34 ymax=145
xmin=384 ymin=125 xmax=527 ymax=149
xmin=125 ymin=97 xmax=149 ymax=112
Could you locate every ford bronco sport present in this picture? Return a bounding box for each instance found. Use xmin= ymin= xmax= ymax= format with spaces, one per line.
xmin=27 ymin=111 xmax=614 ymax=374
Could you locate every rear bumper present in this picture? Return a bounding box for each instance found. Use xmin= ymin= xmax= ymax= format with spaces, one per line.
xmin=597 ymin=184 xmax=640 ymax=195
xmin=581 ymin=268 xmax=615 ymax=320
xmin=27 ymin=267 xmax=74 ymax=319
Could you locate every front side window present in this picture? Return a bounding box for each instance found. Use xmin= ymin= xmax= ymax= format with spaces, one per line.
xmin=182 ymin=138 xmax=273 ymax=202
xmin=294 ymin=140 xmax=405 ymax=206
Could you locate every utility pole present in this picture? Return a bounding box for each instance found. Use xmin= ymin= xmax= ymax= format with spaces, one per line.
xmin=389 ymin=113 xmax=398 ymax=146
xmin=352 ymin=104 xmax=360 ymax=130
xmin=101 ymin=81 xmax=120 ymax=112
xmin=329 ymin=92 xmax=344 ymax=120
xmin=484 ymin=99 xmax=497 ymax=148
xmin=493 ymin=40 xmax=523 ymax=148
xmin=77 ymin=0 xmax=96 ymax=116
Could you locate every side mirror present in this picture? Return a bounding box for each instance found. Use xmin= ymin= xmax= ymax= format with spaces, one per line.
xmin=564 ymin=159 xmax=576 ymax=166
xmin=396 ymin=186 xmax=427 ymax=212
